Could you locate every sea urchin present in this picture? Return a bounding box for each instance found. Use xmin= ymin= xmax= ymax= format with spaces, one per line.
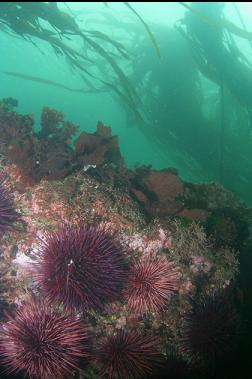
xmin=124 ymin=253 xmax=179 ymax=316
xmin=179 ymin=289 xmax=239 ymax=366
xmin=0 ymin=176 xmax=20 ymax=237
xmin=35 ymin=224 xmax=129 ymax=311
xmin=94 ymin=329 xmax=162 ymax=379
xmin=0 ymin=296 xmax=90 ymax=379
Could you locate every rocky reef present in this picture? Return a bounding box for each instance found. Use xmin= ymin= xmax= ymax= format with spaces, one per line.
xmin=0 ymin=103 xmax=251 ymax=379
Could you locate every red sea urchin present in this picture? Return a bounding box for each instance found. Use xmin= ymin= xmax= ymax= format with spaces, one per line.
xmin=178 ymin=289 xmax=239 ymax=367
xmin=35 ymin=224 xmax=129 ymax=312
xmin=94 ymin=329 xmax=162 ymax=379
xmin=0 ymin=176 xmax=20 ymax=237
xmin=124 ymin=253 xmax=179 ymax=316
xmin=0 ymin=296 xmax=90 ymax=379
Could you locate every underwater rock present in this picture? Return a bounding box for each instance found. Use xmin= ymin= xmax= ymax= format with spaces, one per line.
xmin=182 ymin=181 xmax=251 ymax=250
xmin=177 ymin=208 xmax=209 ymax=221
xmin=86 ymin=164 xmax=244 ymax=226
xmin=183 ymin=181 xmax=245 ymax=211
xmin=0 ymin=161 xmax=244 ymax=379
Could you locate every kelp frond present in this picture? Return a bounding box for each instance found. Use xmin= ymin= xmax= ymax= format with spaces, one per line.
xmin=179 ymin=1 xmax=252 ymax=41
xmin=1 ymin=3 xmax=147 ymax=120
xmin=81 ymin=29 xmax=131 ymax=60
xmin=104 ymin=2 xmax=160 ymax=57
xmin=3 ymin=71 xmax=105 ymax=94
xmin=123 ymin=2 xmax=161 ymax=58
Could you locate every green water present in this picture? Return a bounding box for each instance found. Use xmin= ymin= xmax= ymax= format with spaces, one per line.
xmin=1 ymin=2 xmax=252 ymax=204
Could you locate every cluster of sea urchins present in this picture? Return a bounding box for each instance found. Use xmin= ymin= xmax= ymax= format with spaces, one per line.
xmin=34 ymin=223 xmax=181 ymax=317
xmin=0 ymin=219 xmax=240 ymax=379
xmin=0 ymin=222 xmax=182 ymax=378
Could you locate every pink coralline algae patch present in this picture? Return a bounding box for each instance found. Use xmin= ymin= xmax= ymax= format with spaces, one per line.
xmin=12 ymin=250 xmax=34 ymax=281
xmin=125 ymin=226 xmax=173 ymax=255
xmin=190 ymin=256 xmax=213 ymax=274
xmin=25 ymin=184 xmax=72 ymax=223
xmin=178 ymin=278 xmax=195 ymax=297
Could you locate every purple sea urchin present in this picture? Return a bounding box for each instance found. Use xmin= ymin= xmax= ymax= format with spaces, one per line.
xmin=35 ymin=224 xmax=129 ymax=311
xmin=179 ymin=289 xmax=239 ymax=366
xmin=0 ymin=176 xmax=20 ymax=237
xmin=0 ymin=296 xmax=90 ymax=379
xmin=124 ymin=253 xmax=179 ymax=316
xmin=94 ymin=329 xmax=162 ymax=379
